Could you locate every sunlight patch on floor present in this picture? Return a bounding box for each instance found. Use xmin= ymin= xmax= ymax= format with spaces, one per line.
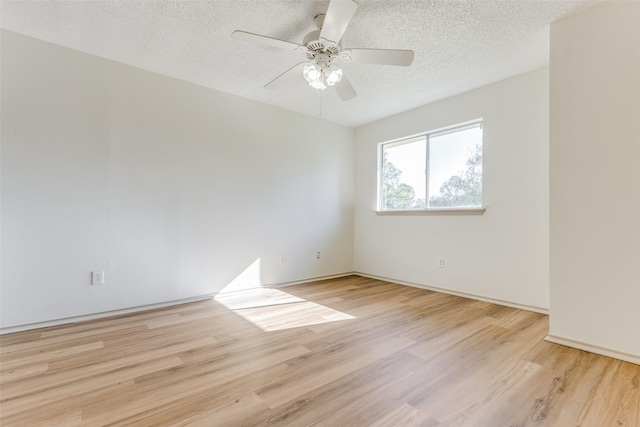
xmin=215 ymin=287 xmax=355 ymax=332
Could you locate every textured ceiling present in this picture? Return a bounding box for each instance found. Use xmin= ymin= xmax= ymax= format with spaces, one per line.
xmin=1 ymin=0 xmax=600 ymax=127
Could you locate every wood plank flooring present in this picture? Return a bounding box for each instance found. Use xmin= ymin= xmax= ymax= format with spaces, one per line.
xmin=1 ymin=275 xmax=638 ymax=426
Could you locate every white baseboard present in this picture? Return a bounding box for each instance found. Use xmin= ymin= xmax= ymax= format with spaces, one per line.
xmin=354 ymin=272 xmax=550 ymax=315
xmin=6 ymin=271 xmax=637 ymax=368
xmin=0 ymin=272 xmax=356 ymax=335
xmin=545 ymin=334 xmax=640 ymax=366
xmin=0 ymin=294 xmax=216 ymax=335
xmin=0 ymin=271 xmax=544 ymax=334
xmin=268 ymin=272 xmax=355 ymax=289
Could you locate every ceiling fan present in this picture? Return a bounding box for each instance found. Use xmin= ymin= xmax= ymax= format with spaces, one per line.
xmin=231 ymin=0 xmax=414 ymax=101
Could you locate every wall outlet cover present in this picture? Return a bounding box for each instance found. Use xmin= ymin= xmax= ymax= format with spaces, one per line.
xmin=92 ymin=271 xmax=105 ymax=285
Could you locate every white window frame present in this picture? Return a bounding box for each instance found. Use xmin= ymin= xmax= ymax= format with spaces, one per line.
xmin=376 ymin=119 xmax=485 ymax=216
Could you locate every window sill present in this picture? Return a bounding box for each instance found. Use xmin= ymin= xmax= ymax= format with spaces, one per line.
xmin=375 ymin=208 xmax=486 ymax=216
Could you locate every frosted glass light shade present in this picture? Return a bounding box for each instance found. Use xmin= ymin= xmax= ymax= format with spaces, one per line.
xmin=325 ymin=64 xmax=343 ymax=86
xmin=303 ymin=63 xmax=322 ymax=81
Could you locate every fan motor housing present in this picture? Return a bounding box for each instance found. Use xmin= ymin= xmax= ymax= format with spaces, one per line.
xmin=303 ymin=31 xmax=341 ymax=60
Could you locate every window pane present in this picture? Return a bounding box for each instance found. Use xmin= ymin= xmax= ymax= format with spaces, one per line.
xmin=381 ymin=139 xmax=426 ymax=209
xmin=428 ymin=127 xmax=482 ymax=208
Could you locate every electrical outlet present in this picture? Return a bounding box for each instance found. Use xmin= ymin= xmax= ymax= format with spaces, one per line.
xmin=91 ymin=270 xmax=105 ymax=285
xmin=280 ymin=256 xmax=285 ymax=263
xmin=437 ymin=258 xmax=445 ymax=268
xmin=316 ymin=251 xmax=321 ymax=260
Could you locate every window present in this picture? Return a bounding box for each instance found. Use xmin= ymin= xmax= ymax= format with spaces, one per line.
xmin=378 ymin=120 xmax=483 ymax=213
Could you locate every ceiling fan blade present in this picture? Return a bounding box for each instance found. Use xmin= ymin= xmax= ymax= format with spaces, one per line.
xmin=320 ymin=0 xmax=358 ymax=45
xmin=264 ymin=62 xmax=306 ymax=89
xmin=343 ymin=48 xmax=415 ymax=66
xmin=232 ymin=30 xmax=304 ymax=51
xmin=334 ymin=74 xmax=357 ymax=101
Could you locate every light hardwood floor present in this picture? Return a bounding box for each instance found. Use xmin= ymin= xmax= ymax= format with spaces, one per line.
xmin=1 ymin=276 xmax=638 ymax=426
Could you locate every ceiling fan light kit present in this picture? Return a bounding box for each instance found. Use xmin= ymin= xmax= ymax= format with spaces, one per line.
xmin=303 ymin=54 xmax=343 ymax=90
xmin=232 ymin=0 xmax=414 ymax=101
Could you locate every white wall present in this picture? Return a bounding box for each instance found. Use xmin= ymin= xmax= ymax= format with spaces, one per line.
xmin=354 ymin=68 xmax=550 ymax=311
xmin=548 ymin=1 xmax=640 ymax=363
xmin=1 ymin=30 xmax=354 ymax=330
